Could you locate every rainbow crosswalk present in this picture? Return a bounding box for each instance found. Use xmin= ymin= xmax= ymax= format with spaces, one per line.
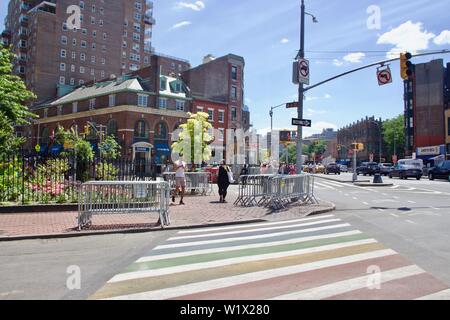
xmin=91 ymin=214 xmax=450 ymax=300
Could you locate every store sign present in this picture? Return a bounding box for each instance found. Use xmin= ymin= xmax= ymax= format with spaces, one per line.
xmin=135 ymin=147 xmax=150 ymax=153
xmin=417 ymin=146 xmax=440 ymax=156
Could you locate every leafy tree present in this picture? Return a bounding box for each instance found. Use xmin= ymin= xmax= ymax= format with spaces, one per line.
xmin=171 ymin=112 xmax=213 ymax=164
xmin=99 ymin=135 xmax=121 ymax=160
xmin=383 ymin=115 xmax=405 ymax=159
xmin=0 ymin=46 xmax=36 ymax=154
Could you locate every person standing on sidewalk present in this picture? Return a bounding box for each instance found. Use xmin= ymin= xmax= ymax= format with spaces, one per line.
xmin=218 ymin=160 xmax=231 ymax=203
xmin=173 ymin=158 xmax=186 ymax=205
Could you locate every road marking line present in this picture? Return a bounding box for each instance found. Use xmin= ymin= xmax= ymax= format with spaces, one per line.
xmin=352 ymin=197 xmax=358 ymax=200
xmin=406 ymin=220 xmax=418 ymax=225
xmin=270 ymin=265 xmax=425 ymax=300
xmin=408 ymin=201 xmax=417 ymax=204
xmin=105 ymin=249 xmax=397 ymax=300
xmin=137 ymin=231 xmax=364 ymax=263
xmin=109 ymin=239 xmax=380 ymax=283
xmin=417 ymin=289 xmax=450 ymax=300
xmin=168 ymin=219 xmax=343 ymax=241
xmin=431 ymin=207 xmax=440 ymax=211
xmin=178 ymin=215 xmax=336 ymax=234
xmin=390 ymin=214 xmax=400 ymax=218
xmin=362 ymin=202 xmax=369 ymax=206
xmin=315 ymin=182 xmax=336 ymax=190
xmin=155 ymin=224 xmax=353 ymax=250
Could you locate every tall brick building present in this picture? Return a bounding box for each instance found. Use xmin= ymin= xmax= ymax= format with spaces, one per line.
xmin=2 ymin=0 xmax=155 ymax=104
xmin=404 ymin=59 xmax=449 ymax=162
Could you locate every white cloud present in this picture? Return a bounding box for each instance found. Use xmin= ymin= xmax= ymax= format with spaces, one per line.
xmin=280 ymin=38 xmax=289 ymax=44
xmin=343 ymin=52 xmax=366 ymax=63
xmin=305 ymin=94 xmax=331 ymax=101
xmin=377 ymin=21 xmax=435 ymax=58
xmin=324 ymin=94 xmax=332 ymax=99
xmin=333 ymin=59 xmax=344 ymax=67
xmin=170 ymin=21 xmax=192 ymax=30
xmin=176 ymin=1 xmax=205 ymax=11
xmin=306 ymin=108 xmax=327 ymax=117
xmin=434 ymin=30 xmax=450 ymax=45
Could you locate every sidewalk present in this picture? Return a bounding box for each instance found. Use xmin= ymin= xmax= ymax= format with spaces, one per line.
xmin=0 ymin=191 xmax=334 ymax=240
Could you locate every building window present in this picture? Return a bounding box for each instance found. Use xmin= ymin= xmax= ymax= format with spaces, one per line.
xmin=60 ymin=49 xmax=66 ymax=58
xmin=135 ymin=120 xmax=146 ymax=138
xmin=160 ymin=78 xmax=167 ymax=91
xmin=91 ymin=16 xmax=95 ymax=24
xmin=231 ymin=107 xmax=237 ymax=121
xmin=61 ymin=36 xmax=67 ymax=45
xmin=71 ymin=65 xmax=75 ymax=72
xmin=80 ymin=53 xmax=86 ymax=61
xmin=59 ymin=76 xmax=65 ymax=85
xmin=138 ymin=94 xmax=148 ymax=107
xmin=174 ymin=82 xmax=182 ymax=93
xmin=72 ymin=38 xmax=77 ymax=46
xmin=208 ymin=109 xmax=214 ymax=122
xmin=62 ymin=22 xmax=68 ymax=31
xmin=60 ymin=63 xmax=66 ymax=71
xmin=159 ymin=98 xmax=167 ymax=109
xmin=109 ymin=94 xmax=116 ymax=107
xmin=72 ymin=102 xmax=78 ymax=113
xmin=57 ymin=105 xmax=63 ymax=116
xmin=72 ymin=52 xmax=76 ymax=59
xmin=197 ymin=106 xmax=204 ymax=113
xmin=91 ymin=56 xmax=96 ymax=63
xmin=81 ymin=40 xmax=87 ymax=48
xmin=218 ymin=110 xmax=225 ymax=123
xmin=70 ymin=78 xmax=75 ymax=85
xmin=231 ymin=66 xmax=238 ymax=80
xmin=107 ymin=119 xmax=117 ymax=137
xmin=231 ymin=86 xmax=237 ymax=100
xmin=176 ymin=100 xmax=185 ymax=111
xmin=43 ymin=109 xmax=48 ymax=118
xmin=89 ymin=99 xmax=96 ymax=110
xmin=133 ymin=33 xmax=140 ymax=41
xmin=80 ymin=66 xmax=85 ymax=74
xmin=79 ymin=1 xmax=85 ymax=9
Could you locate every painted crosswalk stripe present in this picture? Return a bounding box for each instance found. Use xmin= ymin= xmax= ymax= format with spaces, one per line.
xmin=137 ymin=230 xmax=364 ymax=263
xmin=168 ymin=219 xmax=343 ymax=241
xmin=270 ymin=265 xmax=425 ymax=300
xmin=109 ymin=239 xmax=378 ymax=283
xmin=416 ymin=289 xmax=450 ymax=300
xmin=177 ymin=215 xmax=336 ymax=234
xmin=315 ymin=182 xmax=336 ymax=190
xmin=102 ymin=249 xmax=397 ymax=300
xmin=154 ymin=224 xmax=352 ymax=250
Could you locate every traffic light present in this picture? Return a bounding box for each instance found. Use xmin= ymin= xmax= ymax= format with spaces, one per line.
xmin=351 ymin=143 xmax=364 ymax=151
xmin=400 ymin=52 xmax=413 ymax=80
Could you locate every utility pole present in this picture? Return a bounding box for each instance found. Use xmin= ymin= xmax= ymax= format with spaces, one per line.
xmin=296 ymin=0 xmax=306 ymax=173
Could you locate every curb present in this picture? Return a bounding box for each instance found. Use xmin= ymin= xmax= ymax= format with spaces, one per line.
xmin=0 ymin=205 xmax=336 ymax=242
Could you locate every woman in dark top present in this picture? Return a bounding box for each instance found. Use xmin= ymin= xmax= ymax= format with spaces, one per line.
xmin=217 ymin=160 xmax=230 ymax=203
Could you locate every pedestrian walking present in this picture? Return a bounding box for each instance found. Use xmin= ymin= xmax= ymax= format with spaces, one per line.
xmin=218 ymin=160 xmax=231 ymax=203
xmin=173 ymin=158 xmax=186 ymax=205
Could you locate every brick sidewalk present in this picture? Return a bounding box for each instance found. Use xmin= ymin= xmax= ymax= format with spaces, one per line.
xmin=0 ymin=193 xmax=334 ymax=239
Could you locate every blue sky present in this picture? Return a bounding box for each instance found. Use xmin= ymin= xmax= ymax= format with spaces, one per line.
xmin=2 ymin=0 xmax=450 ymax=136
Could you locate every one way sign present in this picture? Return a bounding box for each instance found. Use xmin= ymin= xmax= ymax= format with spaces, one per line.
xmin=292 ymin=118 xmax=312 ymax=127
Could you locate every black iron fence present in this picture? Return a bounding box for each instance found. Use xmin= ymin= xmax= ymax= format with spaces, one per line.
xmin=0 ymin=153 xmax=159 ymax=205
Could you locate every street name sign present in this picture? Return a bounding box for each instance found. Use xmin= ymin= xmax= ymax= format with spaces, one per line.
xmin=292 ymin=118 xmax=312 ymax=127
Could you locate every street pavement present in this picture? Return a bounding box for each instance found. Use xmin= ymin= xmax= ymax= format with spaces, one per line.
xmin=313 ymin=173 xmax=450 ymax=288
xmin=90 ymin=213 xmax=449 ymax=300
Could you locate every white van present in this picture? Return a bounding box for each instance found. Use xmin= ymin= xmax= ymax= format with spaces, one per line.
xmin=390 ymin=159 xmax=424 ymax=180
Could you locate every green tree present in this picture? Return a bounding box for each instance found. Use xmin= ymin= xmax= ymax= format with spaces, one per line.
xmin=0 ymin=46 xmax=36 ymax=153
xmin=383 ymin=115 xmax=405 ymax=159
xmin=171 ymin=112 xmax=213 ymax=164
xmin=99 ymin=135 xmax=121 ymax=160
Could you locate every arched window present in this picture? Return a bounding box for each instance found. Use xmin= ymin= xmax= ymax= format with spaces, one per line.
xmin=135 ymin=120 xmax=147 ymax=138
xmin=107 ymin=119 xmax=118 ymax=137
xmin=154 ymin=122 xmax=168 ymax=140
xmin=41 ymin=128 xmax=50 ymax=145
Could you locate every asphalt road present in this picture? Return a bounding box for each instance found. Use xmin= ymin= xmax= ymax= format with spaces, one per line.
xmin=314 ymin=173 xmax=450 ymax=286
xmin=0 ymin=231 xmax=173 ymax=300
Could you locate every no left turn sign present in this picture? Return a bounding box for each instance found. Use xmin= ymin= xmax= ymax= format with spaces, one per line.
xmin=298 ymin=58 xmax=310 ymax=85
xmin=377 ymin=67 xmax=392 ymax=86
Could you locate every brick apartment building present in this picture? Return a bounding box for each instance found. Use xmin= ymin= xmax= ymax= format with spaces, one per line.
xmin=404 ymin=59 xmax=450 ymax=162
xmin=2 ymin=0 xmax=155 ymax=104
xmin=26 ymin=53 xmax=249 ymax=166
xmin=337 ymin=116 xmax=385 ymax=163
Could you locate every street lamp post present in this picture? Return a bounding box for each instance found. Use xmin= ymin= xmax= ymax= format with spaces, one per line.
xmin=296 ymin=0 xmax=317 ymax=172
xmin=368 ymin=120 xmax=382 ymax=164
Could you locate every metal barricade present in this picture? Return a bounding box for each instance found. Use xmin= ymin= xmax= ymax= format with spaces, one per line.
xmin=234 ymin=174 xmax=317 ymax=209
xmin=162 ymin=172 xmax=213 ymax=195
xmin=78 ymin=181 xmax=171 ymax=230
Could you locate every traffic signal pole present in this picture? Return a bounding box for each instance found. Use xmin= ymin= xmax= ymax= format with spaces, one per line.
xmin=296 ymin=0 xmax=306 ymax=173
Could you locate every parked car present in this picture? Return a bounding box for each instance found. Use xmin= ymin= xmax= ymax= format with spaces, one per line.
xmin=316 ymin=164 xmax=325 ymax=174
xmin=379 ymin=163 xmax=394 ymax=176
xmin=356 ymin=162 xmax=380 ymax=176
xmin=325 ymin=163 xmax=341 ymax=175
xmin=338 ymin=164 xmax=348 ymax=172
xmin=428 ymin=160 xmax=450 ymax=181
xmin=389 ymin=159 xmax=423 ymax=180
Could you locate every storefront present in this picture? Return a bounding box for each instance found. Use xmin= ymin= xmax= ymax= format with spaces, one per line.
xmin=416 ymin=145 xmax=446 ymax=167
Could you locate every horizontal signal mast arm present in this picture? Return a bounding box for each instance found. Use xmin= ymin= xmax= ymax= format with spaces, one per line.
xmin=304 ymin=49 xmax=450 ymax=93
